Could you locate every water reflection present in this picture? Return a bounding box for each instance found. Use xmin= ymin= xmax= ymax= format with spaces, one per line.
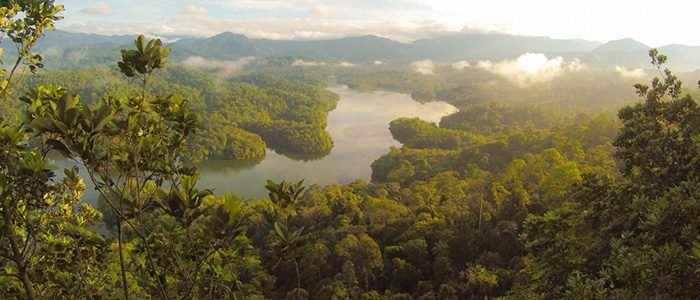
xmin=196 ymin=86 xmax=457 ymax=198
xmin=271 ymin=148 xmax=332 ymax=162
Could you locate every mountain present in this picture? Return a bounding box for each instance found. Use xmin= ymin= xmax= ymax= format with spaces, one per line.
xmin=591 ymin=38 xmax=650 ymax=54
xmin=259 ymin=35 xmax=410 ymax=62
xmin=169 ymin=32 xmax=597 ymax=63
xmin=13 ymin=30 xmax=700 ymax=71
xmin=170 ymin=32 xmax=272 ymax=60
xmin=36 ymin=30 xmax=135 ymax=50
xmin=170 ymin=33 xmax=410 ymax=62
xmin=657 ymin=44 xmax=700 ymax=70
xmin=410 ymin=33 xmax=601 ymax=61
xmin=583 ymin=38 xmax=652 ymax=68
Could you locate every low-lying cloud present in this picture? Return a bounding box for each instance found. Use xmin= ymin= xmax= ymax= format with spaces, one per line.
xmin=182 ymin=56 xmax=254 ymax=78
xmin=452 ymin=60 xmax=471 ymax=71
xmin=338 ymin=61 xmax=355 ymax=67
xmin=615 ymin=65 xmax=646 ymax=78
xmin=411 ymin=59 xmax=435 ymax=75
xmin=291 ymin=59 xmax=325 ymax=67
xmin=476 ymin=53 xmax=585 ymax=86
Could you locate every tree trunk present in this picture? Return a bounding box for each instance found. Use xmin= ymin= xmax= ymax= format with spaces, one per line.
xmin=17 ymin=264 xmax=36 ymax=300
xmin=118 ymin=219 xmax=130 ymax=300
xmin=3 ymin=209 xmax=36 ymax=300
xmin=294 ymin=259 xmax=300 ymax=289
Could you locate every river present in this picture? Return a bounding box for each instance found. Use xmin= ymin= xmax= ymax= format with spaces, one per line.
xmin=54 ymin=86 xmax=457 ymax=202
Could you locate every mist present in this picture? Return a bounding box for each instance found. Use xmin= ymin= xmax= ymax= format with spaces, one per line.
xmin=411 ymin=59 xmax=436 ymax=75
xmin=475 ymin=53 xmax=585 ymax=86
xmin=181 ymin=56 xmax=255 ymax=78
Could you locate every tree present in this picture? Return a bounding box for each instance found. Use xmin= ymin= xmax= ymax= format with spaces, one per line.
xmin=273 ymin=221 xmax=307 ymax=298
xmin=335 ymin=234 xmax=383 ymax=290
xmin=0 ymin=2 xmax=109 ymax=299
xmin=518 ymin=50 xmax=700 ymax=299
xmin=25 ymin=35 xmax=247 ymax=299
xmin=0 ymin=127 xmax=108 ymax=299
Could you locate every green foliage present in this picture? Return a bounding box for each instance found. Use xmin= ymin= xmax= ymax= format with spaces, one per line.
xmin=118 ymin=35 xmax=170 ymax=78
xmin=0 ymin=125 xmax=111 ymax=298
xmin=9 ymin=65 xmax=340 ymax=160
xmin=389 ymin=117 xmax=486 ymax=150
xmin=515 ymin=50 xmax=700 ymax=299
xmin=18 ymin=34 xmax=263 ymax=299
xmin=0 ymin=0 xmax=64 ymax=92
xmin=2 ymin=2 xmax=699 ymax=298
xmin=189 ymin=113 xmax=266 ymax=161
xmin=267 ymin=179 xmax=306 ymax=208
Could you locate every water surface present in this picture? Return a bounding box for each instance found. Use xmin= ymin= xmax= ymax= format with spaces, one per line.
xmin=196 ymin=86 xmax=457 ymax=198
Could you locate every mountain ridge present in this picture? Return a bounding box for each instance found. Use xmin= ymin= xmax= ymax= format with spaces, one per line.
xmin=21 ymin=30 xmax=700 ymax=71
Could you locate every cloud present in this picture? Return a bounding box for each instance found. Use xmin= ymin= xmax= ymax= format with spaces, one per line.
xmin=292 ymin=59 xmax=325 ymax=67
xmin=615 ymin=65 xmax=646 ymax=78
xmin=181 ymin=56 xmax=255 ymax=78
xmin=452 ymin=60 xmax=471 ymax=71
xmin=476 ymin=53 xmax=584 ymax=86
xmin=338 ymin=61 xmax=355 ymax=67
xmin=80 ymin=1 xmax=116 ymax=16
xmin=310 ymin=4 xmax=337 ymax=17
xmin=411 ymin=59 xmax=435 ymax=75
xmin=567 ymin=59 xmax=585 ymax=72
xmin=62 ymin=14 xmax=455 ymax=42
xmin=40 ymin=47 xmax=62 ymax=58
xmin=373 ymin=60 xmax=384 ymax=65
xmin=184 ymin=4 xmax=207 ymax=15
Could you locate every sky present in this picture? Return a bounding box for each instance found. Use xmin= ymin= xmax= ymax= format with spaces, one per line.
xmin=59 ymin=0 xmax=700 ymax=46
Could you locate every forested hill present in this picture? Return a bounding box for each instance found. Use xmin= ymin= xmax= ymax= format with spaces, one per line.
xmin=4 ymin=1 xmax=700 ymax=298
xmin=24 ymin=30 xmax=700 ymax=70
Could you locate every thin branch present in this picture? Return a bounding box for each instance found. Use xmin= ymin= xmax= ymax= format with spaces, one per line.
xmin=85 ymin=166 xmax=169 ymax=299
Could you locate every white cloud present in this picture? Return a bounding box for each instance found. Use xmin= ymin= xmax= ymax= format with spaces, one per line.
xmin=615 ymin=65 xmax=646 ymax=78
xmin=182 ymin=56 xmax=255 ymax=78
xmin=373 ymin=60 xmax=384 ymax=65
xmin=452 ymin=60 xmax=471 ymax=71
xmin=411 ymin=59 xmax=435 ymax=75
xmin=63 ymin=14 xmax=454 ymax=42
xmin=80 ymin=1 xmax=116 ymax=16
xmin=476 ymin=53 xmax=585 ymax=86
xmin=567 ymin=58 xmax=585 ymax=72
xmin=292 ymin=59 xmax=325 ymax=67
xmin=58 ymin=0 xmax=700 ymax=46
xmin=339 ymin=61 xmax=355 ymax=67
xmin=184 ymin=4 xmax=207 ymax=15
xmin=310 ymin=4 xmax=336 ymax=17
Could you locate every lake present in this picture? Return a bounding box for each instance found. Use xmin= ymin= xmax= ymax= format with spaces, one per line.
xmin=54 ymin=86 xmax=457 ymax=202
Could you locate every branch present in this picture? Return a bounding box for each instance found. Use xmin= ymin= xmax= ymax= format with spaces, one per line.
xmin=85 ymin=166 xmax=169 ymax=299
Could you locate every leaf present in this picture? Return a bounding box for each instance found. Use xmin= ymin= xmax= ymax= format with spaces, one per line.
xmin=31 ymin=117 xmax=56 ymax=133
xmin=93 ymin=105 xmax=114 ymax=131
xmin=274 ymin=222 xmax=286 ymax=239
xmin=46 ymin=139 xmax=71 ymax=157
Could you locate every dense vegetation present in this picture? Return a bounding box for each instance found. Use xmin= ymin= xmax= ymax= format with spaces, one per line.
xmin=2 ymin=1 xmax=700 ymax=299
xmin=1 ymin=63 xmax=339 ymax=162
xmin=337 ymin=66 xmax=645 ymax=110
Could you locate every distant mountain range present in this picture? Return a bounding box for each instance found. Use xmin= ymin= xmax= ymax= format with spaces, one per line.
xmin=16 ymin=30 xmax=700 ymax=71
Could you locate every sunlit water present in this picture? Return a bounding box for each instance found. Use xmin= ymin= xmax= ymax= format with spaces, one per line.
xmin=54 ymin=86 xmax=457 ymax=203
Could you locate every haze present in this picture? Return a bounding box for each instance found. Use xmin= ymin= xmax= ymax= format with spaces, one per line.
xmin=62 ymin=0 xmax=700 ymax=46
